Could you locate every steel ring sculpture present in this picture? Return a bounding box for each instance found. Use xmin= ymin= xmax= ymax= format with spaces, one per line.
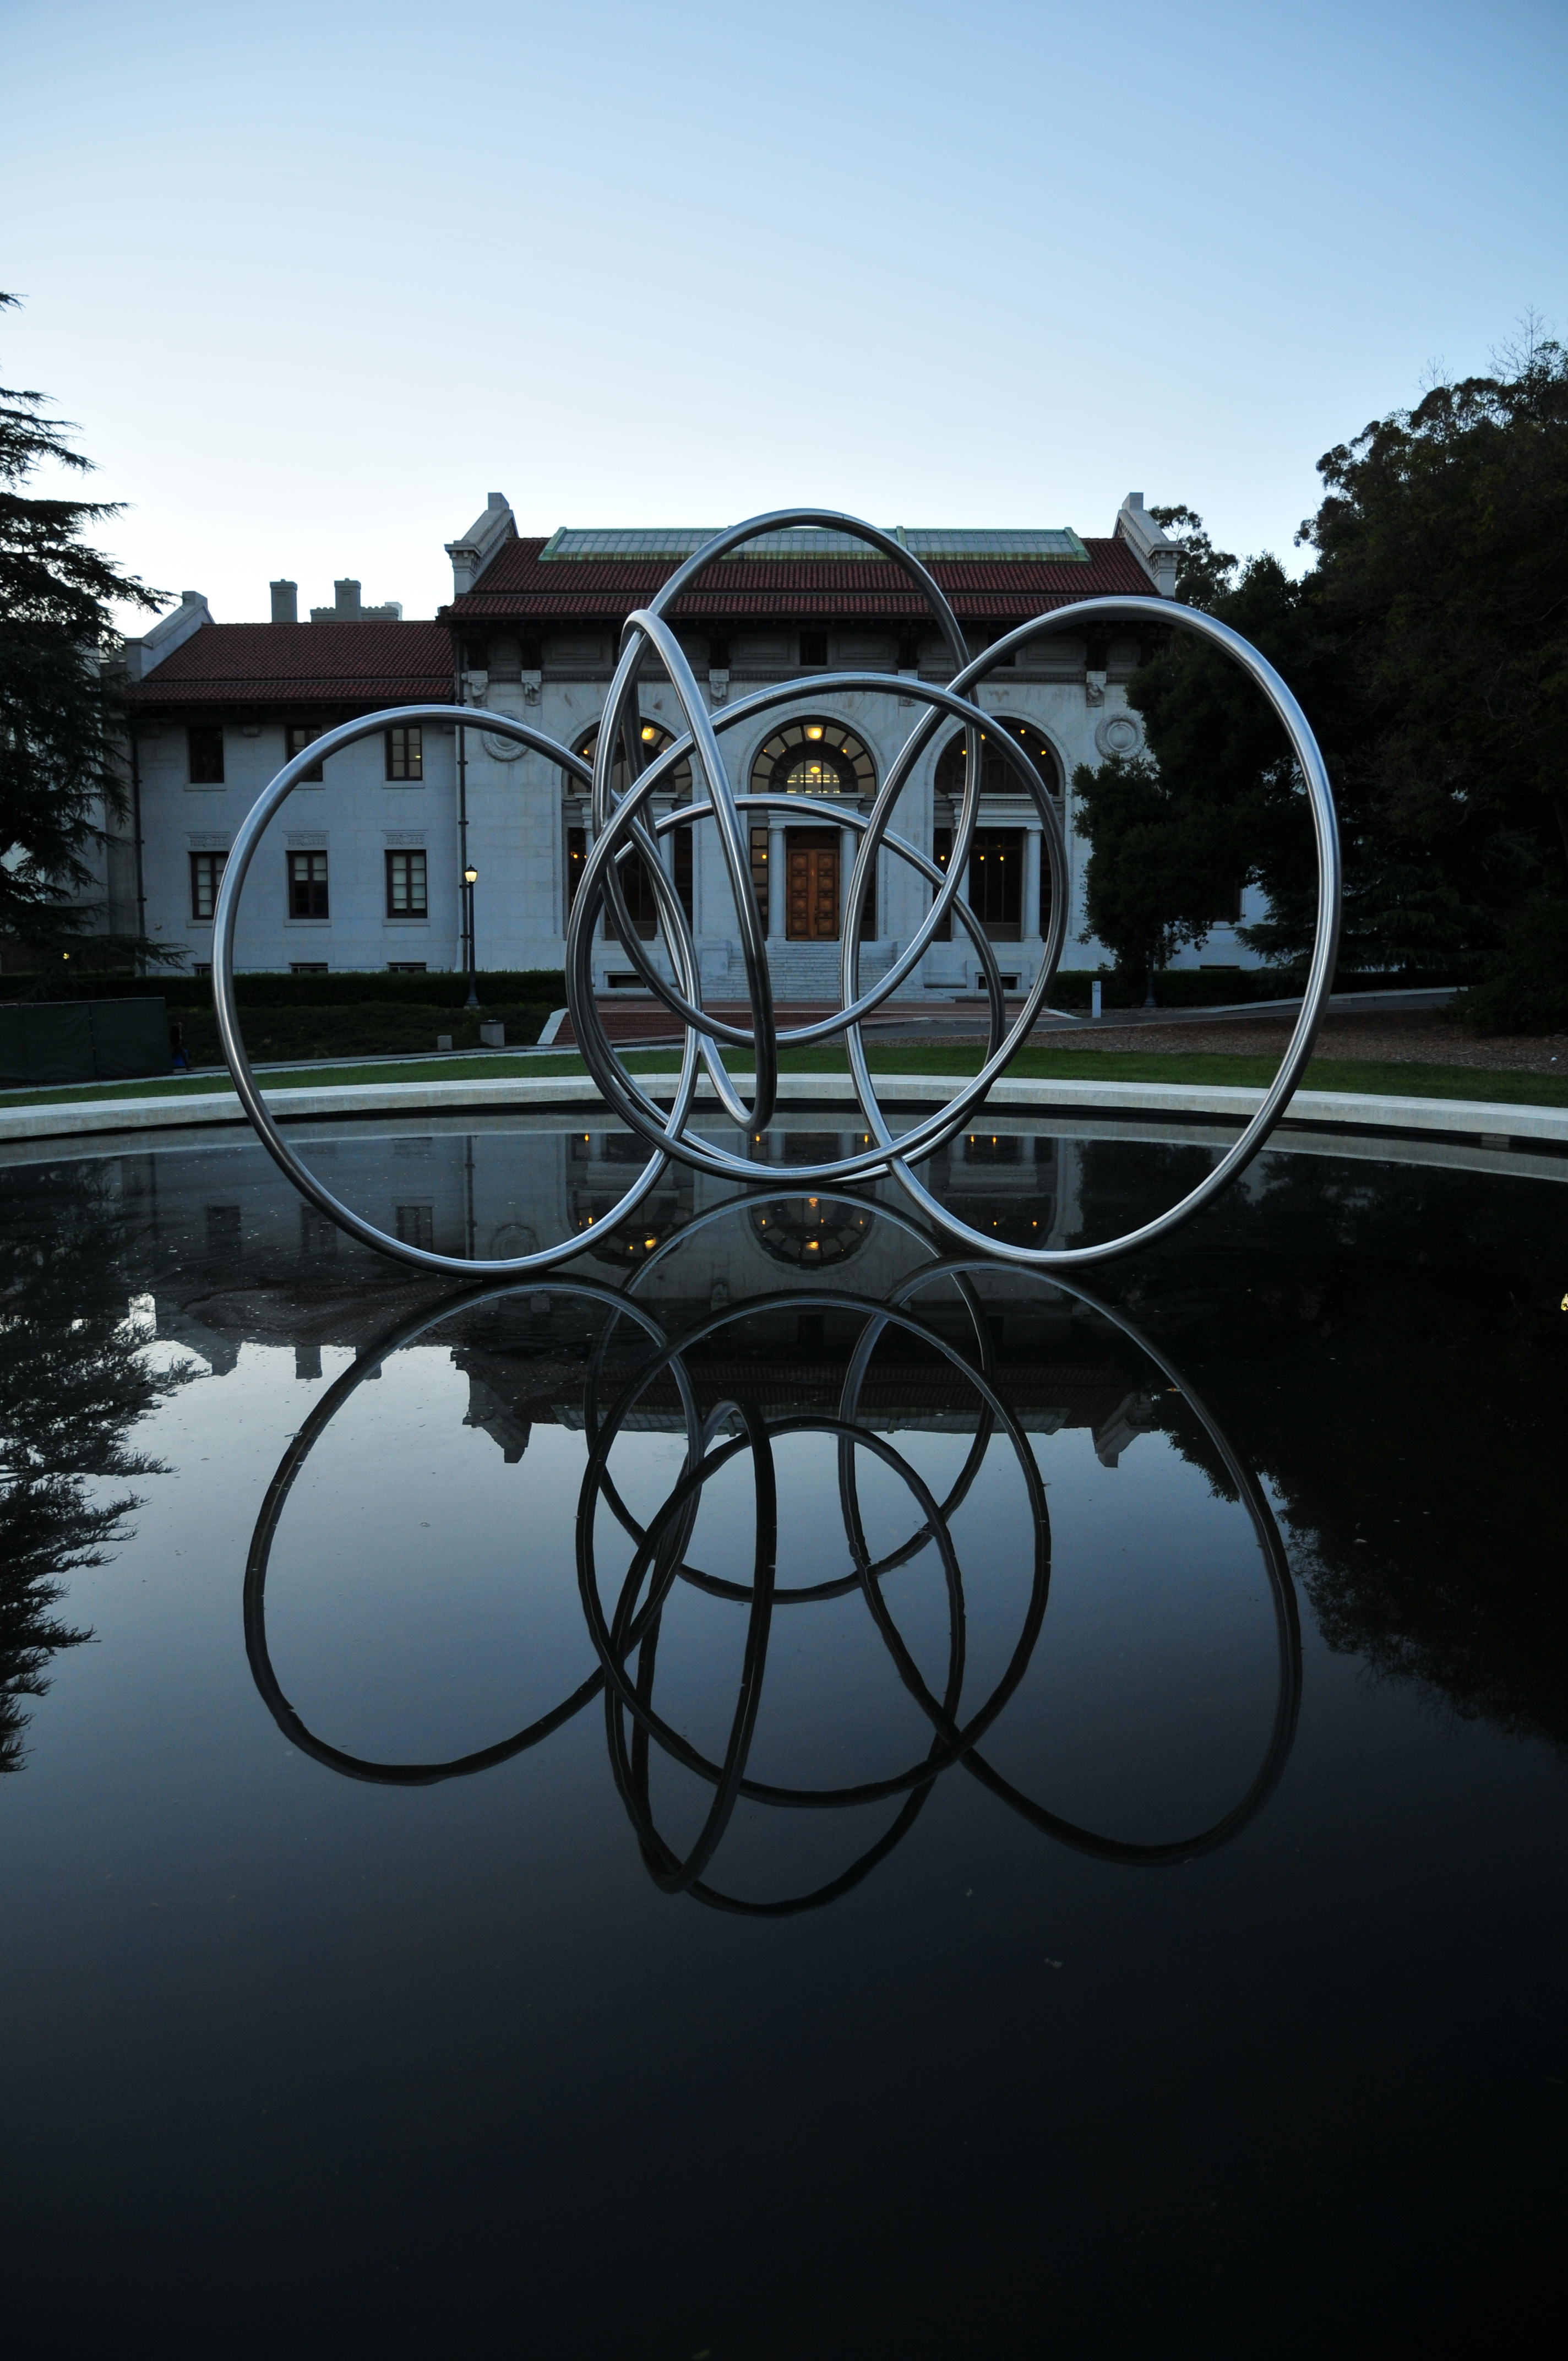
xmin=212 ymin=507 xmax=1341 ymax=1275
xmin=242 ymin=1208 xmax=1302 ymax=1905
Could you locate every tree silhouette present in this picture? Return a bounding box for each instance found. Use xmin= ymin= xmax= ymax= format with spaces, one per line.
xmin=1074 ymin=1140 xmax=1568 ymax=1749
xmin=0 ymin=1158 xmax=188 ymax=1769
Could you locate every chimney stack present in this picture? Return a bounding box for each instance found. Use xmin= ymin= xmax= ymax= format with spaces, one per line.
xmin=270 ymin=579 xmax=298 ymax=624
xmin=334 ymin=578 xmax=363 ymax=619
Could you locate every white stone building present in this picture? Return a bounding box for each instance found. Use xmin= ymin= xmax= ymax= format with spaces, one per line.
xmin=121 ymin=494 xmax=1265 ymax=988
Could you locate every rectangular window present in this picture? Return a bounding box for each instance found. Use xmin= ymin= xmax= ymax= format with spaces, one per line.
xmin=385 ymin=725 xmax=423 ymax=781
xmin=608 ymin=846 xmax=658 ymax=940
xmin=932 ymin=825 xmax=953 ymax=942
xmin=395 ymin=1204 xmax=434 ymax=1251
xmin=290 ymin=961 xmax=329 ymax=973
xmin=750 ymin=825 xmax=769 ymax=934
xmin=970 ymin=828 xmax=1023 ymax=940
xmin=188 ymin=725 xmax=224 ymax=784
xmin=189 ymin=850 xmax=227 ymax=920
xmin=285 ymin=723 xmax=324 ymax=781
xmin=287 ymin=850 xmax=329 ymax=918
xmin=799 ymin=632 xmax=827 ymax=667
xmin=386 ymin=961 xmax=427 ymax=973
xmin=385 ymin=848 xmax=428 ymax=916
xmin=673 ymin=824 xmax=693 ymax=924
xmin=567 ymin=824 xmax=587 ymax=922
xmin=707 ymin=634 xmax=730 ymax=671
xmin=896 ymin=635 xmax=921 ymax=672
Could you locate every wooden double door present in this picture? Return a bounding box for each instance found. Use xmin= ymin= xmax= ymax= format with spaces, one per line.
xmin=786 ymin=828 xmax=840 ymax=939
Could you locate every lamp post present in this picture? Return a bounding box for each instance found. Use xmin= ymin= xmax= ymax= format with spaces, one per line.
xmin=464 ymin=864 xmax=480 ymax=1009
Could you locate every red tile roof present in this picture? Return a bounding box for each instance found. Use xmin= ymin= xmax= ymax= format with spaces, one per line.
xmin=124 ymin=621 xmax=454 ymax=708
xmin=444 ymin=536 xmax=1155 ymax=625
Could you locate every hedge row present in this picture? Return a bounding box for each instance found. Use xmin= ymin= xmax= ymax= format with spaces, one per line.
xmin=6 ymin=963 xmax=1453 ymax=1015
xmin=2 ymin=968 xmax=567 ymax=1011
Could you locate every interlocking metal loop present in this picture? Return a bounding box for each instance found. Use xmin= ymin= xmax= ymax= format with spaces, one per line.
xmin=212 ymin=507 xmax=1340 ymax=1274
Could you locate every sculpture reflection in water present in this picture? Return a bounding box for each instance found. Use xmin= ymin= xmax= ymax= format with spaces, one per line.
xmin=244 ymin=1199 xmax=1302 ymax=1912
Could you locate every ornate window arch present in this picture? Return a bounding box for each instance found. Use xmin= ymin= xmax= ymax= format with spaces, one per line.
xmin=933 ymin=718 xmax=1061 ymax=803
xmin=569 ymin=719 xmax=692 ymax=802
xmin=748 ymin=719 xmax=876 ymax=802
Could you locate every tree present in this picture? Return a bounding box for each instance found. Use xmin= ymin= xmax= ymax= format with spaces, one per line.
xmin=0 ymin=292 xmax=167 ymax=969
xmin=1070 ymin=750 xmax=1249 ymax=998
xmin=1306 ymin=324 xmax=1568 ymax=883
xmin=1074 ymin=334 xmax=1568 ymax=987
xmin=0 ymin=1158 xmax=189 ymax=1769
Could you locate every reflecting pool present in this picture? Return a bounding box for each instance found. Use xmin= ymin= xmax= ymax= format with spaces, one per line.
xmin=1 ymin=1118 xmax=1564 ymax=2354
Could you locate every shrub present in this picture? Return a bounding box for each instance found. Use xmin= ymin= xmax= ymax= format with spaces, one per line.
xmin=1452 ymin=900 xmax=1568 ymax=1035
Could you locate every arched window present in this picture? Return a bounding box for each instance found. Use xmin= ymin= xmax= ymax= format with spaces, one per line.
xmin=748 ymin=721 xmax=876 ymax=802
xmin=570 ymin=719 xmax=692 ymax=802
xmin=567 ymin=720 xmax=693 ymax=938
xmin=933 ymin=719 xmax=1060 ymax=803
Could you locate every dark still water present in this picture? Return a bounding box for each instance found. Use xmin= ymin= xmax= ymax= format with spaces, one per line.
xmin=1 ymin=1119 xmax=1564 ymax=2355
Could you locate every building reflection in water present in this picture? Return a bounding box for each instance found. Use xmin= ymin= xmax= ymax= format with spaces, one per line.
xmin=13 ymin=1116 xmax=1561 ymax=1797
xmin=240 ymin=1189 xmax=1302 ymax=1911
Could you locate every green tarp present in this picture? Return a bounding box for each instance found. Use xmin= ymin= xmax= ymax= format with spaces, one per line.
xmin=0 ymin=998 xmax=171 ymax=1088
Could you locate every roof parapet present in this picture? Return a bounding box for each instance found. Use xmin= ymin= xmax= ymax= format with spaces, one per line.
xmin=445 ymin=492 xmax=516 ymax=596
xmin=124 ymin=589 xmax=210 ymax=682
xmin=1115 ymin=494 xmax=1178 ymax=597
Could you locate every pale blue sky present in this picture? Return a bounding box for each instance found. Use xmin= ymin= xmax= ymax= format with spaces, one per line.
xmin=4 ymin=0 xmax=1565 ymax=627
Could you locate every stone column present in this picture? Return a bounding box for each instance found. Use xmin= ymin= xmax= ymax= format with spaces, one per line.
xmin=1023 ymin=824 xmax=1043 ymax=944
xmin=767 ymin=825 xmax=786 ymax=938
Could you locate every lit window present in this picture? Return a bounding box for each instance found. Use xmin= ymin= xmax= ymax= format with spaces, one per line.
xmin=785 ymin=757 xmax=843 ymax=795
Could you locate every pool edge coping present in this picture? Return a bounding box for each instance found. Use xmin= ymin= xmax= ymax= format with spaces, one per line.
xmin=1 ymin=1069 xmax=1564 ymax=1154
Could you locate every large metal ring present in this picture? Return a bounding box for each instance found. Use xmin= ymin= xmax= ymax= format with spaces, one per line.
xmin=210 ymin=706 xmax=686 ymax=1279
xmin=213 ymin=508 xmax=1340 ymax=1275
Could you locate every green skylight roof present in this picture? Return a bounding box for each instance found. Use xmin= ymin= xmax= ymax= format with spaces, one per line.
xmin=537 ymin=527 xmax=1090 ymax=564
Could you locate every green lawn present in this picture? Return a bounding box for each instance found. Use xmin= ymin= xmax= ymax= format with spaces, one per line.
xmin=3 ymin=1040 xmax=1564 ymax=1112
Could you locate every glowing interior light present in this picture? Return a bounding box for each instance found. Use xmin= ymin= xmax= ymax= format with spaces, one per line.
xmin=640 ymin=725 xmax=657 ymax=742
xmin=805 ymin=724 xmax=824 ymax=741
